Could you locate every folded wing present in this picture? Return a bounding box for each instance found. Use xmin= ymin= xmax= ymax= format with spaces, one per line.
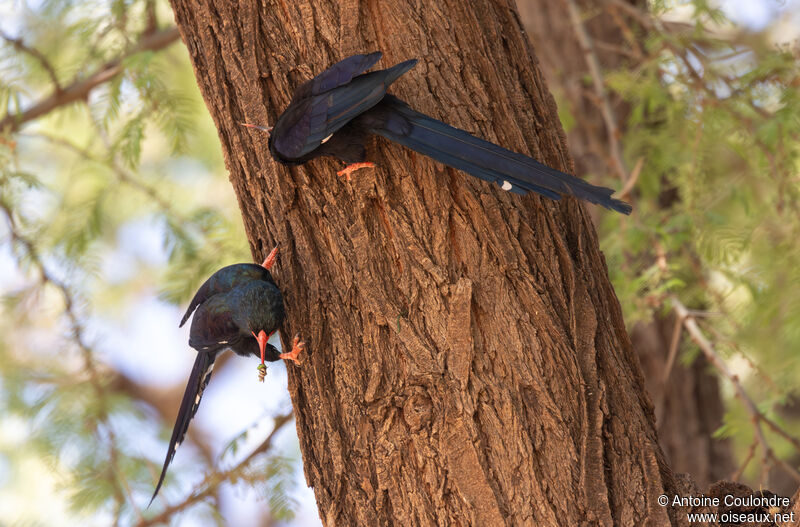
xmin=291 ymin=52 xmax=383 ymax=100
xmin=271 ymin=60 xmax=417 ymax=160
xmin=180 ymin=264 xmax=271 ymax=327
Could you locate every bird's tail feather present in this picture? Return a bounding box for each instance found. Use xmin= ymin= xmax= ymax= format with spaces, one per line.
xmin=369 ymin=96 xmax=632 ymax=214
xmin=378 ymin=59 xmax=418 ymax=87
xmin=149 ymin=350 xmax=217 ymax=506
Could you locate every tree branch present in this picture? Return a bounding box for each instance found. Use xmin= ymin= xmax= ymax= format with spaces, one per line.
xmin=0 ymin=197 xmax=132 ymax=514
xmin=0 ymin=199 xmax=95 ymax=376
xmin=0 ymin=29 xmax=62 ymax=91
xmin=23 ymin=131 xmax=187 ymax=221
xmin=138 ymin=413 xmax=294 ymax=526
xmin=108 ymin=353 xmax=236 ymax=467
xmin=0 ymin=27 xmax=180 ymax=133
xmin=671 ymin=296 xmax=800 ymax=484
xmin=564 ymin=0 xmax=629 ymax=182
xmin=731 ymin=440 xmax=757 ymax=481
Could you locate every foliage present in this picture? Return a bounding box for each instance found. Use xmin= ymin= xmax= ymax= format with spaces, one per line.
xmin=0 ymin=1 xmax=292 ymax=525
xmin=594 ymin=0 xmax=800 ymax=485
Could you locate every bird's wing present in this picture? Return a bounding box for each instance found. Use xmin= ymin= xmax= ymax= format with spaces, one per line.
xmin=187 ymin=295 xmax=241 ymax=351
xmin=150 ymin=348 xmax=218 ymax=505
xmin=291 ymin=52 xmax=383 ymax=100
xmin=271 ymin=59 xmax=417 ymax=160
xmin=179 ymin=279 xmax=211 ymax=328
xmin=180 ymin=264 xmax=271 ymax=327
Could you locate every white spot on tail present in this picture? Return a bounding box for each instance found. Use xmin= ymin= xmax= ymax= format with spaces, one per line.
xmin=501 ymin=180 xmax=513 ymax=191
xmin=173 ymin=442 xmax=181 ymax=452
xmin=321 ymin=134 xmax=333 ymax=144
xmin=218 ymin=341 xmax=227 ymax=344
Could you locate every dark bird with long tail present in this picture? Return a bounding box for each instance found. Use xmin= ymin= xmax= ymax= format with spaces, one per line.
xmin=149 ymin=247 xmax=303 ymax=505
xmin=242 ymin=52 xmax=632 ymax=215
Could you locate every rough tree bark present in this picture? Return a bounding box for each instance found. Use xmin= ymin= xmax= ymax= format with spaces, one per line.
xmin=169 ymin=0 xmax=681 ymax=524
xmin=517 ymin=0 xmax=733 ymax=488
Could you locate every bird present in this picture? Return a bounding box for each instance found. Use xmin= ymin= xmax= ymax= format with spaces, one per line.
xmin=149 ymin=247 xmax=303 ymax=505
xmin=241 ymin=51 xmax=632 ymax=215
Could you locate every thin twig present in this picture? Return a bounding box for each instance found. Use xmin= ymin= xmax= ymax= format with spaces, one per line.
xmin=603 ymin=0 xmax=655 ymax=30
xmin=23 ymin=131 xmax=187 ymax=222
xmin=618 ymin=156 xmax=644 ymax=198
xmin=144 ymin=0 xmax=159 ymax=35
xmin=112 ymin=437 xmax=145 ymax=523
xmin=605 ymin=4 xmax=645 ymax=60
xmin=761 ymin=415 xmax=800 ymax=455
xmin=0 ymin=29 xmax=62 ymax=91
xmin=661 ymin=312 xmax=684 ymax=384
xmin=671 ymin=296 xmax=800 ymax=484
xmin=0 ymin=27 xmax=180 ymax=133
xmin=0 ymin=200 xmax=95 ymax=372
xmin=564 ymin=0 xmax=628 ymax=183
xmin=603 ymin=0 xmax=686 ymax=35
xmin=0 ymin=198 xmax=132 ymax=511
xmin=593 ymin=39 xmax=640 ymax=60
xmin=137 ymin=413 xmax=294 ymax=527
xmin=702 ymin=319 xmax=780 ymax=394
xmin=731 ymin=440 xmax=757 ymax=481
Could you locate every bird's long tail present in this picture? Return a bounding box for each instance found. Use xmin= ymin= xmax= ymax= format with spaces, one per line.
xmin=149 ymin=350 xmax=218 ymax=506
xmin=366 ymin=95 xmax=632 ymax=214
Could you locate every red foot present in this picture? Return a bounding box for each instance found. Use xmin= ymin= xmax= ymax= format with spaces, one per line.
xmin=336 ymin=162 xmax=375 ymax=181
xmin=279 ymin=335 xmax=305 ymax=365
xmin=261 ymin=246 xmax=279 ymax=270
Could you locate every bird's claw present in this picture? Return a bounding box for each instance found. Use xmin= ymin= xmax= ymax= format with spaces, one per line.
xmin=336 ymin=162 xmax=375 ymax=181
xmin=257 ymin=363 xmax=267 ymax=383
xmin=279 ymin=335 xmax=305 ymax=365
xmin=261 ymin=246 xmax=279 ymax=270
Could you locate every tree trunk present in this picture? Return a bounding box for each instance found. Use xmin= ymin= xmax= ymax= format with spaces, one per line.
xmin=169 ymin=0 xmax=680 ymax=524
xmin=518 ymin=0 xmax=733 ymax=489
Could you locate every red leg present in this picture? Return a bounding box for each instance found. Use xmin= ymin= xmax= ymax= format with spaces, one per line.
xmin=337 ymin=162 xmax=376 ymax=181
xmin=254 ymin=329 xmax=278 ymax=382
xmin=261 ymin=246 xmax=279 ymax=270
xmin=279 ymin=335 xmax=305 ymax=365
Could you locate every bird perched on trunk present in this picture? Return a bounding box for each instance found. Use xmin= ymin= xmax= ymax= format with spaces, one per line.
xmin=149 ymin=247 xmax=303 ymax=505
xmin=241 ymin=51 xmax=632 ymax=215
